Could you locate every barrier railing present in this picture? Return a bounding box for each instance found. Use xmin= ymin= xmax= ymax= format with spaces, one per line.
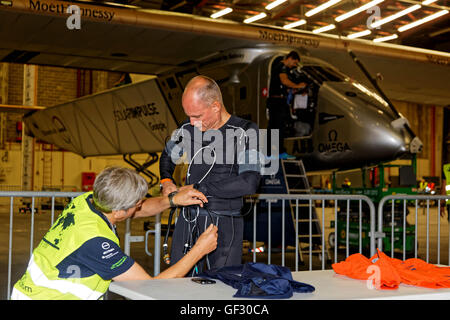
xmin=250 ymin=194 xmax=376 ymax=270
xmin=126 ymin=214 xmax=161 ymax=276
xmin=377 ymin=195 xmax=450 ymax=264
xmin=5 ymin=190 xmax=447 ymax=299
xmin=143 ymin=193 xmax=377 ymax=275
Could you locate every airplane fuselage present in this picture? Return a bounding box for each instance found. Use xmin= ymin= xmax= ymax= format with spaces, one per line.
xmin=173 ymin=47 xmax=418 ymax=171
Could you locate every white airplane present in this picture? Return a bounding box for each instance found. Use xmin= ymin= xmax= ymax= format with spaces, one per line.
xmin=2 ymin=0 xmax=449 ymax=173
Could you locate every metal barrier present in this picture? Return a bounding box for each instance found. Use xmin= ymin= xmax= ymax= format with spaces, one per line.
xmin=123 ymin=217 xmax=158 ymax=272
xmin=148 ymin=193 xmax=377 ymax=275
xmin=249 ymin=194 xmax=376 ymax=270
xmin=124 ymin=214 xmax=162 ymax=276
xmin=1 ymin=191 xmax=82 ymax=300
xmin=7 ymin=191 xmax=447 ymax=299
xmin=377 ymin=195 xmax=450 ymax=265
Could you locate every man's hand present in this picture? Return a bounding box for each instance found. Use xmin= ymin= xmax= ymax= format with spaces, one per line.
xmin=295 ymin=82 xmax=307 ymax=90
xmin=161 ymin=180 xmax=177 ymax=196
xmin=173 ymin=185 xmax=208 ymax=207
xmin=134 ymin=184 xmax=207 ymax=219
xmin=153 ymin=223 xmax=218 ymax=279
xmin=193 ymin=224 xmax=218 ymax=255
xmin=178 ymin=184 xmax=194 ymax=192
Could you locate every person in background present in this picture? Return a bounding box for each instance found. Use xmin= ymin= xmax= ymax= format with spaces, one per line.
xmin=440 ymin=163 xmax=450 ymax=220
xmin=267 ymin=51 xmax=307 ymax=159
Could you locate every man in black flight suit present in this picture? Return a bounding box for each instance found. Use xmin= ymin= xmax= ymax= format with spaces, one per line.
xmin=159 ymin=75 xmax=262 ymax=276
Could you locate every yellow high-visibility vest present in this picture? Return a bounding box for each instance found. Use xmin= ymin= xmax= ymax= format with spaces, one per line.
xmin=11 ymin=192 xmax=119 ymax=300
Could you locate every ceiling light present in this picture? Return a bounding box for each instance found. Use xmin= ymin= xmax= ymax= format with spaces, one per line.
xmin=283 ymin=19 xmax=307 ymax=29
xmin=370 ymin=4 xmax=421 ymax=28
xmin=305 ymin=0 xmax=342 ymax=17
xmin=373 ymin=34 xmax=398 ymax=42
xmin=312 ymin=24 xmax=336 ymax=33
xmin=398 ymin=9 xmax=449 ymax=32
xmin=347 ymin=29 xmax=372 ymax=39
xmin=104 ymin=1 xmax=139 ymax=8
xmin=422 ymin=0 xmax=437 ymax=5
xmin=244 ymin=12 xmax=267 ymax=24
xmin=335 ymin=0 xmax=384 ymax=22
xmin=210 ymin=7 xmax=233 ymax=19
xmin=266 ymin=0 xmax=287 ymax=10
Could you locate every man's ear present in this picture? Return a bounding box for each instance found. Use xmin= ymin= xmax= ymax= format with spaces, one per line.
xmin=212 ymin=101 xmax=221 ymax=113
xmin=112 ymin=209 xmax=127 ymax=219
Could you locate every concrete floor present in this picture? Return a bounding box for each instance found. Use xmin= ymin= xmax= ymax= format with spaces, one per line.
xmin=1 ymin=197 xmax=449 ymax=300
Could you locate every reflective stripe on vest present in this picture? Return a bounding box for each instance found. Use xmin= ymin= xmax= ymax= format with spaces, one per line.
xmin=10 ymin=288 xmax=32 ymax=300
xmin=26 ymin=254 xmax=104 ymax=300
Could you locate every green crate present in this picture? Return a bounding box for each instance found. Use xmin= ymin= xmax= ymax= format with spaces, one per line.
xmin=336 ymin=220 xmax=371 ymax=249
xmin=382 ymin=225 xmax=415 ymax=253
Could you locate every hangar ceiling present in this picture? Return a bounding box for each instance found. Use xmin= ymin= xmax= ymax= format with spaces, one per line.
xmin=126 ymin=0 xmax=450 ymax=52
xmin=0 ymin=0 xmax=448 ymax=106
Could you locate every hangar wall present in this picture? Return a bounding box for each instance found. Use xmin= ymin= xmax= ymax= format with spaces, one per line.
xmin=0 ymin=62 xmax=446 ymax=191
xmin=394 ymin=100 xmax=444 ymax=180
xmin=0 ymin=144 xmax=160 ymax=191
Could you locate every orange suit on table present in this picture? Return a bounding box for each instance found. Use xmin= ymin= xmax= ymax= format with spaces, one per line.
xmin=332 ymin=249 xmax=450 ymax=290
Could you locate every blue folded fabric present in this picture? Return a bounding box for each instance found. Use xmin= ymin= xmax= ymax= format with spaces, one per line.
xmin=199 ymin=262 xmax=315 ymax=299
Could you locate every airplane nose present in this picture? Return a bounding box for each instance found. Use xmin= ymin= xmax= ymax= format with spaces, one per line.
xmin=390 ymin=130 xmax=422 ymax=160
xmin=393 ymin=144 xmax=408 ymax=159
xmin=391 ymin=117 xmax=423 ymax=155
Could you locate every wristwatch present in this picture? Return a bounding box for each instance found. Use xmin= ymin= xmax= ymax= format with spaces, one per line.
xmin=168 ymin=191 xmax=178 ymax=208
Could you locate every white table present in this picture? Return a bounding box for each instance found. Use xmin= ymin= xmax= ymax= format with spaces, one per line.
xmin=109 ymin=269 xmax=450 ymax=300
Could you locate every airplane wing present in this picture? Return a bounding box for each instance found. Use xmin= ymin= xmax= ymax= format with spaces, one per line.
xmin=23 ymin=78 xmax=178 ymax=156
xmin=1 ymin=0 xmax=449 ymax=107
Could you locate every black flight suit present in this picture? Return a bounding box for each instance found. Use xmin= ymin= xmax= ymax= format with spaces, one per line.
xmin=160 ymin=115 xmax=261 ymax=275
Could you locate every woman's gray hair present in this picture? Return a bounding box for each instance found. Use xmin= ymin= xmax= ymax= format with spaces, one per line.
xmin=92 ymin=166 xmax=148 ymax=212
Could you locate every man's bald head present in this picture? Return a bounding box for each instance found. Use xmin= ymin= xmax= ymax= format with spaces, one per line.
xmin=181 ymin=75 xmax=229 ymax=131
xmin=183 ymin=75 xmax=224 ymax=108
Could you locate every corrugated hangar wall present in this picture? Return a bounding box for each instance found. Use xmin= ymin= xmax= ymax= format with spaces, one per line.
xmin=394 ymin=100 xmax=444 ymax=180
xmin=0 ymin=62 xmax=446 ymax=191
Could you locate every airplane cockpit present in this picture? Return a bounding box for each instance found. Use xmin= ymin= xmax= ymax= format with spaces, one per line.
xmin=286 ymin=63 xmax=348 ymax=138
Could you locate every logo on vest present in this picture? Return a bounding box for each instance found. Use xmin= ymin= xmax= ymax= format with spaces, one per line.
xmin=101 ymin=242 xmax=118 ymax=259
xmin=101 ymin=242 xmax=110 ymax=250
xmin=49 ymin=212 xmax=75 ymax=246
